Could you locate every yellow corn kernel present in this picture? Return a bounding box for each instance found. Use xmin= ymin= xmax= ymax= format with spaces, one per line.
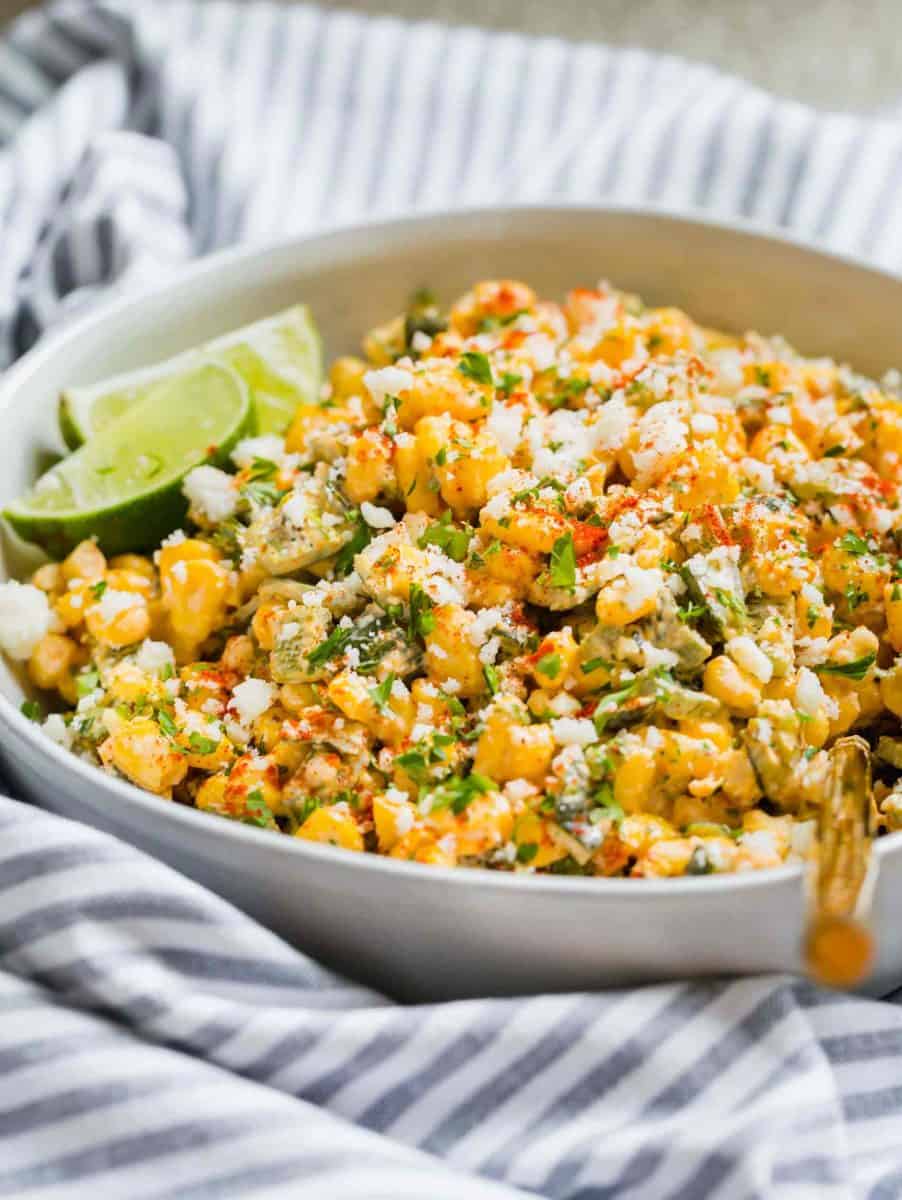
xmin=85 ymin=592 xmax=151 ymax=648
xmin=449 ymin=279 xmax=535 ymax=336
xmin=532 ymin=629 xmax=578 ymax=691
xmin=251 ymin=598 xmax=288 ymax=652
xmin=160 ymin=548 xmax=229 ymax=648
xmin=633 ymin=527 xmax=676 ymax=569
xmin=881 ymin=664 xmax=902 ymax=718
xmin=886 ymin=583 xmax=902 ymax=652
xmin=279 ymin=681 xmax=320 ymax=715
xmin=618 ymin=812 xmax=677 ymax=855
xmin=480 ymin=505 xmax=567 ymax=555
xmin=27 ymin=634 xmax=78 ymax=692
xmin=296 ymin=803 xmax=364 ymax=852
xmin=595 ymin=566 xmax=660 ymax=627
xmin=613 ymin=747 xmax=658 ymax=814
xmin=822 ymin=541 xmax=888 ymax=613
xmin=61 ymin=539 xmax=106 ymax=583
xmin=471 ymin=541 xmax=540 ymax=603
xmin=436 ymin=434 xmax=509 ymax=517
xmin=326 ymin=669 xmax=414 ymax=746
xmin=329 ymin=355 xmax=369 ymax=402
xmin=512 ymin=810 xmax=568 ymax=868
xmin=671 ymin=445 xmax=741 ymax=511
xmin=374 ymin=790 xmax=419 ymax=852
xmin=677 ymin=717 xmax=733 ymax=751
xmin=106 ymin=717 xmax=188 ymax=794
xmin=424 ymin=605 xmax=486 ymax=697
xmin=106 ymin=662 xmax=157 ymax=704
xmin=703 ymin=655 xmax=761 ymax=717
xmin=108 ymin=553 xmax=156 ymax=583
xmin=389 ymin=828 xmax=457 ymax=867
xmin=195 ymin=773 xmax=229 ymax=816
xmin=638 ymin=837 xmax=696 ymax=878
xmin=748 ymin=425 xmax=810 ymax=471
xmin=821 ymin=627 xmax=879 ymax=685
xmin=225 ymin=753 xmax=283 ymax=815
xmin=31 ymin=563 xmax=63 ymax=594
xmin=397 ymin=361 xmax=492 ymax=430
xmin=344 ymin=429 xmax=396 ymax=504
xmin=394 ymin=430 xmax=442 ymax=516
xmin=105 ymin=567 xmax=156 ymax=597
xmin=794 ymin=589 xmax=832 ymax=639
xmin=474 ymin=702 xmax=555 ymax=783
xmin=427 ymin=792 xmax=514 ymax=858
xmin=363 ymin=314 xmax=405 ymax=366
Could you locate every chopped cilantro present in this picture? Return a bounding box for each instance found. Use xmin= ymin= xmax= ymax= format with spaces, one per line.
xmin=408 ymin=583 xmax=436 ymax=641
xmin=458 ymin=351 xmax=493 ymax=387
xmin=607 ymin=545 xmax=621 ymax=559
xmin=188 ymin=731 xmax=220 ymax=756
xmin=243 ymin=788 xmax=275 ymax=828
xmin=516 ymin=842 xmax=539 ymax=864
xmin=369 ymin=673 xmax=396 ymax=711
xmin=498 ymin=371 xmax=523 ymax=394
xmin=536 ymin=652 xmax=561 ymax=679
xmin=435 ymin=446 xmax=448 ymax=467
xmin=422 ymin=771 xmax=494 ymax=816
xmin=418 ymin=511 xmax=472 ymax=562
xmin=823 ymin=444 xmax=845 ymax=458
xmin=837 ymin=531 xmax=872 ymax=556
xmin=483 ymin=663 xmax=500 ymax=694
xmin=686 ymin=846 xmax=713 ymax=875
xmin=156 ymin=707 xmax=179 ymax=739
xmin=816 ymin=653 xmax=876 ymax=681
xmin=90 ymin=579 xmax=107 ymax=600
xmin=549 ymin=532 xmax=577 ymax=590
xmin=580 ymin=656 xmax=611 ymax=676
xmin=76 ymin=670 xmax=100 ymax=699
xmin=20 ymin=699 xmax=41 ymax=721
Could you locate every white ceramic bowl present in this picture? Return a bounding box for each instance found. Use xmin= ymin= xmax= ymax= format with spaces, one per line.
xmin=2 ymin=206 xmax=901 ymax=1001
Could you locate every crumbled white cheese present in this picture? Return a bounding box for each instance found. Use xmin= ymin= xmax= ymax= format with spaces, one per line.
xmin=478 ymin=636 xmax=501 ymax=665
xmin=363 ymin=365 xmax=414 ymax=406
xmin=94 ymin=589 xmax=145 ymax=624
xmin=231 ymin=435 xmax=286 ymax=469
xmin=794 ymin=666 xmax=838 ymax=719
xmin=486 ymin=402 xmax=525 ymax=456
xmin=632 ymin=401 xmax=688 ymax=487
xmin=182 ymin=465 xmax=237 ymax=523
xmin=550 ymin=717 xmax=597 ymax=747
xmin=768 ymin=405 xmax=792 ymax=426
xmin=0 ymin=581 xmax=51 ymax=660
xmin=281 ymin=492 xmax=312 ymax=527
xmin=410 ymin=331 xmax=432 ymax=354
xmin=726 ymin=636 xmax=773 ymax=684
xmin=360 ymin=501 xmax=396 ymax=529
xmin=41 ymin=713 xmax=72 ymax=748
xmin=134 ymin=639 xmax=175 ymax=676
xmin=690 ymin=411 xmax=718 ymax=436
xmin=230 ymin=678 xmax=276 ymax=725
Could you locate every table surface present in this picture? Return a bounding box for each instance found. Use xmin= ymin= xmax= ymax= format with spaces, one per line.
xmin=0 ymin=0 xmax=899 ymax=113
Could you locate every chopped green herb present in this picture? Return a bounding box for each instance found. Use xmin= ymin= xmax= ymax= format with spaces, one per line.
xmin=20 ymin=699 xmax=41 ymax=721
xmin=580 ymin=656 xmax=611 ymax=676
xmin=516 ymin=842 xmax=539 ymax=864
xmin=408 ymin=583 xmax=436 ymax=641
xmin=483 ymin=663 xmax=500 ymax=694
xmin=434 ymin=446 xmax=448 ymax=467
xmin=369 ymin=673 xmax=396 ymax=711
xmin=422 ymin=771 xmax=494 ymax=816
xmin=816 ymin=653 xmax=876 ymax=681
xmin=90 ymin=579 xmax=107 ymax=600
xmin=536 ymin=652 xmax=561 ymax=679
xmin=156 ymin=707 xmax=179 ymax=739
xmin=418 ymin=511 xmax=472 ymax=562
xmin=188 ymin=731 xmax=220 ymax=756
xmin=823 ymin=444 xmax=845 ymax=458
xmin=458 ymin=351 xmax=493 ymax=387
xmin=76 ymin=670 xmax=100 ymax=699
xmin=686 ymin=846 xmax=714 ymax=875
xmin=498 ymin=371 xmax=523 ymax=394
xmin=837 ymin=531 xmax=872 ymax=556
xmin=549 ymin=532 xmax=577 ymax=590
xmin=243 ymin=788 xmax=275 ymax=828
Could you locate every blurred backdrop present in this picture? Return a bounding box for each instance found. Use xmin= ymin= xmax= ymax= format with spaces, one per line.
xmin=0 ymin=0 xmax=899 ymax=112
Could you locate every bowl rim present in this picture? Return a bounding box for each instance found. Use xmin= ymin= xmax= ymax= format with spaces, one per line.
xmin=1 ymin=199 xmax=899 ymax=899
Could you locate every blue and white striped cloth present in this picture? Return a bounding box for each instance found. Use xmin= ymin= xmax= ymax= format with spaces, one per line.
xmin=4 ymin=2 xmax=902 ymax=1195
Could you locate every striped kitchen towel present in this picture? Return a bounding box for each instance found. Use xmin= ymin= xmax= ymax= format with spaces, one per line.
xmin=4 ymin=2 xmax=902 ymax=1196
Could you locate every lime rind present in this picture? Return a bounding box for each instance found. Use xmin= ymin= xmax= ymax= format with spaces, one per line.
xmin=7 ymin=362 xmax=253 ymax=557
xmin=59 ymin=304 xmax=321 ymax=448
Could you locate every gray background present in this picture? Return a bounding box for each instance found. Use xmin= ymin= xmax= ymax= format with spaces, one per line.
xmin=0 ymin=0 xmax=896 ymax=113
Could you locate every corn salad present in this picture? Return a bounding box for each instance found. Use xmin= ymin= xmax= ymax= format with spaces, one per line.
xmin=9 ymin=278 xmax=902 ymax=879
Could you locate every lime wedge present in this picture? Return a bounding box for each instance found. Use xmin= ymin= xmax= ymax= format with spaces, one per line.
xmin=7 ymin=363 xmax=253 ymax=557
xmin=59 ymin=304 xmax=321 ymax=449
